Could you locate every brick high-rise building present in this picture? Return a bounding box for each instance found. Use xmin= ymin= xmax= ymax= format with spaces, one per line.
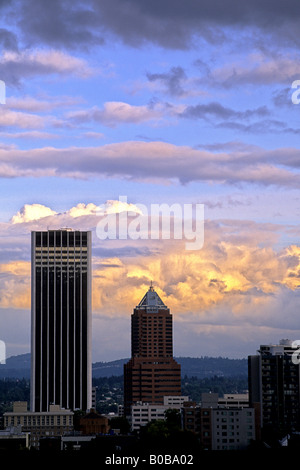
xmin=124 ymin=284 xmax=181 ymax=416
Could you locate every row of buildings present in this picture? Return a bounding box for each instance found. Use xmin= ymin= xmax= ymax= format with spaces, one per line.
xmin=1 ymin=229 xmax=300 ymax=451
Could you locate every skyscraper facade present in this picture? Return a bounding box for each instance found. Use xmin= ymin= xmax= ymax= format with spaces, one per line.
xmin=124 ymin=284 xmax=181 ymax=416
xmin=30 ymin=229 xmax=92 ymax=412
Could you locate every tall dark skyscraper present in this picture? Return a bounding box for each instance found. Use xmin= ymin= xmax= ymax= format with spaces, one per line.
xmin=30 ymin=229 xmax=92 ymax=412
xmin=248 ymin=339 xmax=300 ymax=436
xmin=124 ymin=284 xmax=181 ymax=416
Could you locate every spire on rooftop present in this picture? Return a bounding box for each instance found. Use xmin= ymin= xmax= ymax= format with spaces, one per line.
xmin=137 ymin=282 xmax=168 ymax=310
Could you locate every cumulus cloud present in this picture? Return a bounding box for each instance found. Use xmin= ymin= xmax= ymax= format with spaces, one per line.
xmin=68 ymin=203 xmax=99 ymax=218
xmin=2 ymin=200 xmax=300 ymax=356
xmin=0 ymin=260 xmax=31 ymax=309
xmin=9 ymin=201 xmax=144 ymax=226
xmin=11 ymin=204 xmax=57 ymax=224
xmin=5 ymin=219 xmax=297 ymax=327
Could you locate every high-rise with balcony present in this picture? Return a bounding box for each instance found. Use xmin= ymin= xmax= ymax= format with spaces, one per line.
xmin=30 ymin=229 xmax=92 ymax=413
xmin=124 ymin=284 xmax=181 ymax=416
xmin=248 ymin=339 xmax=300 ymax=437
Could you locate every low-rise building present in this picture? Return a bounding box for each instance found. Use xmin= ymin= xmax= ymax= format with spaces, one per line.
xmin=131 ymin=403 xmax=167 ymax=432
xmin=182 ymin=393 xmax=255 ymax=451
xmin=130 ymin=396 xmax=188 ymax=432
xmin=79 ymin=409 xmax=110 ymax=435
xmin=218 ymin=393 xmax=249 ymax=408
xmin=211 ymin=406 xmax=255 ymax=450
xmin=4 ymin=401 xmax=74 ymax=449
xmin=0 ymin=426 xmax=30 ymax=450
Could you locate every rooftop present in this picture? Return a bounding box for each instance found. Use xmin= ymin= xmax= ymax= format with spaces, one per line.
xmin=137 ymin=283 xmax=168 ymax=311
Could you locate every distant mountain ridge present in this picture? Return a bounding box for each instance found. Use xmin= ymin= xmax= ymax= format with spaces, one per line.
xmin=0 ymin=353 xmax=248 ymax=379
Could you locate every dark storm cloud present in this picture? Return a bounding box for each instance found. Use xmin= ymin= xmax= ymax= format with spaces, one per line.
xmin=92 ymin=0 xmax=300 ymax=49
xmin=16 ymin=0 xmax=104 ymax=50
xmin=4 ymin=0 xmax=300 ymax=51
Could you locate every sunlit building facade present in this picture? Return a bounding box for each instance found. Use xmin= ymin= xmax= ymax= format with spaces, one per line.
xmin=124 ymin=284 xmax=181 ymax=416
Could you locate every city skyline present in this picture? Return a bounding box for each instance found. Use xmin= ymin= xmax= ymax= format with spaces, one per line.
xmin=1 ymin=1 xmax=300 ymax=362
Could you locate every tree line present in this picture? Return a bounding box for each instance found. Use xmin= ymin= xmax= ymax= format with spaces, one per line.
xmin=0 ymin=374 xmax=249 ymax=417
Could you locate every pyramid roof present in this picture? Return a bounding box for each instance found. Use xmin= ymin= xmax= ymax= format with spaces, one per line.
xmin=137 ymin=283 xmax=168 ymax=310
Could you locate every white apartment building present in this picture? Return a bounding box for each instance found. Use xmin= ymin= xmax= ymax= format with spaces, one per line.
xmin=211 ymin=407 xmax=255 ymax=451
xmin=130 ymin=396 xmax=189 ymax=431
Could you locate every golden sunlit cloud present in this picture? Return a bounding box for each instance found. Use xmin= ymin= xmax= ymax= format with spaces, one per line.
xmin=2 ymin=206 xmax=300 ymax=335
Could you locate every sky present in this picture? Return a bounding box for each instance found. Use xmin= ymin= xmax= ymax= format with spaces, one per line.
xmin=1 ymin=0 xmax=300 ymax=362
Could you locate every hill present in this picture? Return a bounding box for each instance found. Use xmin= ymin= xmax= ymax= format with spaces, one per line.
xmin=0 ymin=353 xmax=31 ymax=378
xmin=0 ymin=354 xmax=248 ymax=379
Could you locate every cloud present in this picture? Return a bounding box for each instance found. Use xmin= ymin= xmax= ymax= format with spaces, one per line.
xmin=216 ymin=119 xmax=300 ymax=136
xmin=0 ymin=49 xmax=93 ymax=86
xmin=67 ymin=203 xmax=99 ymax=218
xmin=2 ymin=201 xmax=300 ymax=357
xmin=146 ymin=67 xmax=188 ymax=97
xmin=97 ymin=199 xmax=143 ymax=215
xmin=212 ymin=53 xmax=300 ymax=87
xmin=7 ymin=94 xmax=84 ymax=112
xmin=90 ymin=0 xmax=300 ymax=50
xmin=0 ymin=131 xmax=59 ymax=140
xmin=0 ymin=141 xmax=300 ymax=188
xmin=180 ymin=102 xmax=270 ymax=121
xmin=16 ymin=0 xmax=105 ymax=50
xmin=0 ymin=94 xmax=86 ymax=133
xmin=0 ymin=28 xmax=18 ymax=51
xmin=0 ymin=260 xmax=31 ymax=309
xmin=2 ymin=0 xmax=299 ymax=53
xmin=68 ymin=101 xmax=165 ymax=127
xmin=10 ymin=201 xmax=144 ymax=226
xmin=0 ymin=107 xmax=47 ymax=129
xmin=11 ymin=204 xmax=57 ymax=224
xmin=2 ymin=207 xmax=300 ymax=322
